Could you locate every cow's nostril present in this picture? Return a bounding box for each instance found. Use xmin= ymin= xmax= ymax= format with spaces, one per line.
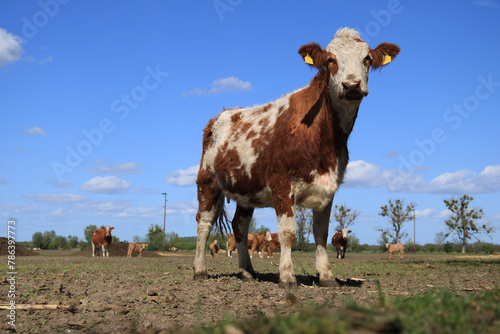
xmin=342 ymin=80 xmax=361 ymax=91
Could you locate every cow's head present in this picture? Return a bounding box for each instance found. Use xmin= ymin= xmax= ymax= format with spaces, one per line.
xmin=338 ymin=228 xmax=352 ymax=240
xmin=298 ymin=27 xmax=400 ymax=106
xmin=265 ymin=231 xmax=272 ymax=242
xmin=103 ymin=225 xmax=114 ymax=237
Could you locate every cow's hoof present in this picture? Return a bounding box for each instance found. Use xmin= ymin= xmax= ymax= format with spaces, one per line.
xmin=278 ymin=281 xmax=298 ymax=289
xmin=319 ymin=279 xmax=339 ymax=288
xmin=193 ymin=272 xmax=208 ymax=280
xmin=239 ymin=269 xmax=255 ymax=281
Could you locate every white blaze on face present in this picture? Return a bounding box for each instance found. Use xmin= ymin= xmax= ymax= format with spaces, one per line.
xmin=341 ymin=228 xmax=349 ymax=239
xmin=326 ymin=28 xmax=370 ymax=100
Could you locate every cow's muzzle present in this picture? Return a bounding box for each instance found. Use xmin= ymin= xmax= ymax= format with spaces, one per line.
xmin=340 ymin=80 xmax=368 ymax=101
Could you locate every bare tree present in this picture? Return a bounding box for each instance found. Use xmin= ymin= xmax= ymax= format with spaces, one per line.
xmin=444 ymin=194 xmax=493 ymax=253
xmin=434 ymin=231 xmax=446 ymax=246
xmin=331 ymin=204 xmax=359 ymax=230
xmin=379 ymin=199 xmax=415 ymax=244
xmin=295 ymin=206 xmax=313 ymax=251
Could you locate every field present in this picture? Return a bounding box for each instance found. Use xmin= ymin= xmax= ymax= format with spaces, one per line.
xmin=1 ymin=246 xmax=499 ymax=333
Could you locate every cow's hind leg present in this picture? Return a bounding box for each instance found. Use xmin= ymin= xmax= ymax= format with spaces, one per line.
xmin=193 ymin=174 xmax=222 ymax=280
xmin=233 ymin=205 xmax=255 ymax=281
xmin=313 ymin=200 xmax=337 ymax=287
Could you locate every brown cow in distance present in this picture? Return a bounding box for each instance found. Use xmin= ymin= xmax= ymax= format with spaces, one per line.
xmin=265 ymin=239 xmax=281 ymax=258
xmin=260 ymin=233 xmax=280 ymax=258
xmin=91 ymin=225 xmax=114 ymax=257
xmin=386 ymin=243 xmax=404 ymax=259
xmin=169 ymin=247 xmax=178 ymax=253
xmin=226 ymin=232 xmax=271 ymax=258
xmin=209 ymin=239 xmax=220 ymax=258
xmin=127 ymin=242 xmax=148 ymax=258
xmin=193 ymin=27 xmax=400 ymax=288
xmin=331 ymin=228 xmax=351 ymax=259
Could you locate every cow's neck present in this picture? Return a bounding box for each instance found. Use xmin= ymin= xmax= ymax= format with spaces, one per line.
xmin=329 ymin=89 xmax=361 ymax=137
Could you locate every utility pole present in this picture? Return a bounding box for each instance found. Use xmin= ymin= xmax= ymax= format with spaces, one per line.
xmin=161 ymin=192 xmax=167 ymax=253
xmin=413 ymin=209 xmax=416 ymax=254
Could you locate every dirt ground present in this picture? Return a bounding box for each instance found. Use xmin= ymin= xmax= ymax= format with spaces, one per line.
xmin=1 ymin=244 xmax=499 ymax=333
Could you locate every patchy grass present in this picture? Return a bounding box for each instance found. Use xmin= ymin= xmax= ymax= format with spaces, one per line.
xmin=181 ymin=288 xmax=500 ymax=334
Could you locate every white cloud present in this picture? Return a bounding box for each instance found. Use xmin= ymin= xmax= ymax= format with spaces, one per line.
xmin=25 ymin=126 xmax=47 ymax=136
xmin=382 ymin=150 xmax=400 ymax=158
xmin=0 ymin=28 xmax=23 ymax=67
xmin=28 ymin=193 xmax=89 ymax=204
xmin=166 ymin=201 xmax=198 ymax=215
xmin=46 ymin=179 xmax=73 ymax=188
xmin=415 ymin=208 xmax=436 ymax=220
xmin=183 ymin=76 xmax=252 ymax=96
xmin=344 ymin=160 xmax=500 ymax=195
xmin=80 ymin=176 xmax=131 ymax=194
xmin=166 ymin=165 xmax=199 ymax=187
xmin=90 ymin=161 xmax=142 ymax=174
xmin=112 ymin=206 xmax=160 ymax=218
xmin=39 ymin=55 xmax=53 ymax=65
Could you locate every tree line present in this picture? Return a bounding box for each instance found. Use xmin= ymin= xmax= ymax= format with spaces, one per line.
xmin=26 ymin=194 xmax=496 ymax=254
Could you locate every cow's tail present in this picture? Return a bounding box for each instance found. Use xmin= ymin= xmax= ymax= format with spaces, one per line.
xmin=213 ymin=193 xmax=230 ymax=236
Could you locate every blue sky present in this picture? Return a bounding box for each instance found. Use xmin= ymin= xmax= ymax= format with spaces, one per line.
xmin=1 ymin=0 xmax=499 ymax=246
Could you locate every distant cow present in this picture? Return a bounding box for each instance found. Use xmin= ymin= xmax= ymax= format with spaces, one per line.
xmin=209 ymin=239 xmax=220 ymax=258
xmin=91 ymin=225 xmax=114 ymax=257
xmin=331 ymin=228 xmax=351 ymax=259
xmin=265 ymin=239 xmax=281 ymax=258
xmin=193 ymin=27 xmax=400 ymax=288
xmin=386 ymin=243 xmax=404 ymax=259
xmin=260 ymin=233 xmax=280 ymax=258
xmin=127 ymin=242 xmax=147 ymax=258
xmin=169 ymin=247 xmax=178 ymax=253
xmin=226 ymin=232 xmax=271 ymax=258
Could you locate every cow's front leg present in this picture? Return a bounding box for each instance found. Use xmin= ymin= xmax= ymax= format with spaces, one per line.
xmin=233 ymin=205 xmax=255 ymax=281
xmin=276 ymin=202 xmax=298 ymax=289
xmin=313 ymin=200 xmax=338 ymax=287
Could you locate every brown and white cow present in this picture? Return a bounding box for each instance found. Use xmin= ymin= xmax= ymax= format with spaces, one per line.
xmin=331 ymin=228 xmax=351 ymax=259
xmin=264 ymin=239 xmax=281 ymax=258
xmin=260 ymin=232 xmax=280 ymax=258
xmin=193 ymin=27 xmax=400 ymax=288
xmin=169 ymin=247 xmax=178 ymax=253
xmin=226 ymin=232 xmax=271 ymax=258
xmin=127 ymin=242 xmax=148 ymax=258
xmin=386 ymin=243 xmax=404 ymax=259
xmin=209 ymin=239 xmax=220 ymax=258
xmin=91 ymin=225 xmax=114 ymax=257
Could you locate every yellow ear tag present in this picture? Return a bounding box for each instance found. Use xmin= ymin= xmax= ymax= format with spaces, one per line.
xmin=304 ymin=53 xmax=314 ymax=65
xmin=383 ymin=54 xmax=392 ymax=65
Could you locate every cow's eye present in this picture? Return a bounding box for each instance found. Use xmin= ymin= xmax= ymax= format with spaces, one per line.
xmin=363 ymin=56 xmax=372 ymax=65
xmin=325 ymin=58 xmax=336 ymax=66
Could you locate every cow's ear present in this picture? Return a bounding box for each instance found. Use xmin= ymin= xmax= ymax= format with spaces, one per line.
xmin=370 ymin=43 xmax=400 ymax=69
xmin=298 ymin=43 xmax=326 ymax=69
